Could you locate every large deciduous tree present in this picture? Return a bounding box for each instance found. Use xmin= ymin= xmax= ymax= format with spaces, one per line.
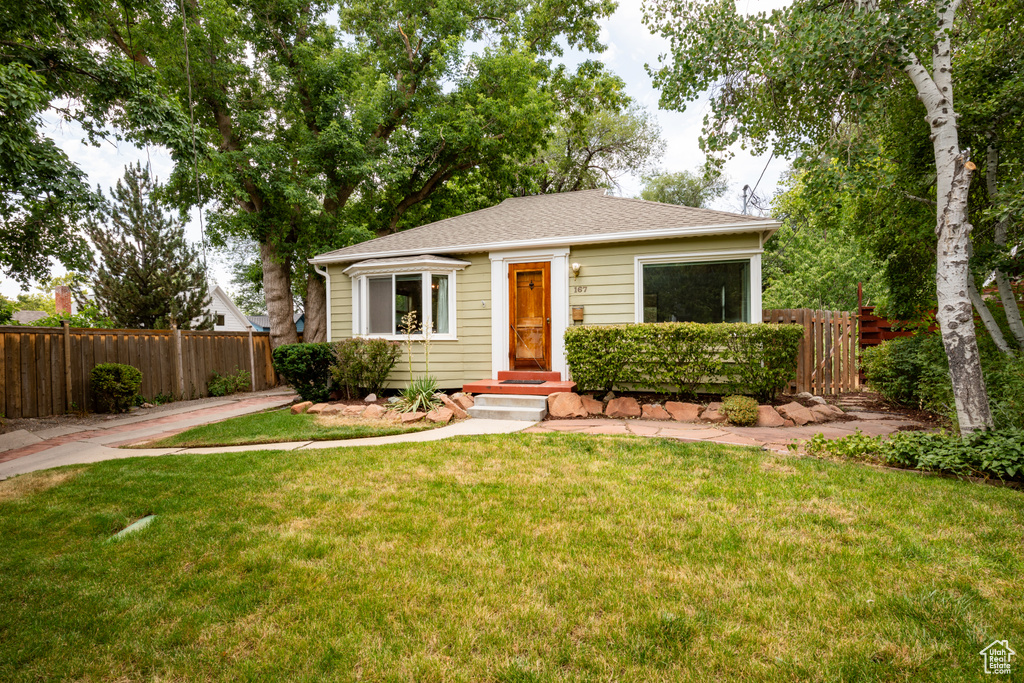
xmin=640 ymin=167 xmax=727 ymax=208
xmin=644 ymin=0 xmax=1019 ymax=431
xmin=88 ymin=163 xmax=210 ymax=329
xmin=106 ymin=0 xmax=615 ymax=347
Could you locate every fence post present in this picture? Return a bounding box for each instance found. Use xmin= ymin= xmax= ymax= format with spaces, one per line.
xmin=172 ymin=323 xmax=185 ymax=399
xmin=247 ymin=328 xmax=257 ymax=392
xmin=62 ymin=320 xmax=72 ymax=411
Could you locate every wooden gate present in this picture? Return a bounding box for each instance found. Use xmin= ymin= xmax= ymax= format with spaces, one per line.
xmin=763 ymin=309 xmax=859 ymax=395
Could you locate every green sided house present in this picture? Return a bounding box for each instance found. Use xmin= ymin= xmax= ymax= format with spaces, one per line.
xmin=310 ymin=189 xmax=779 ymax=394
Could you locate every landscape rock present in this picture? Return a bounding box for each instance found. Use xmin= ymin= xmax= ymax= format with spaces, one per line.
xmin=580 ymin=395 xmax=604 ymax=416
xmin=603 ymin=391 xmax=616 ymax=402
xmin=321 ymin=404 xmax=343 ymax=415
xmin=290 ymin=401 xmax=313 ymax=414
xmin=343 ymin=404 xmax=366 ymax=416
xmin=400 ymin=411 xmax=425 ymax=423
xmin=141 ymin=402 xmax=155 ymax=409
xmin=426 ymin=407 xmax=454 ymax=424
xmin=700 ymin=402 xmax=728 ymax=423
xmin=605 ymin=397 xmax=641 ymax=418
xmin=440 ymin=394 xmax=469 ymax=419
xmin=777 ymin=401 xmax=815 ymax=426
xmin=810 ymin=405 xmax=841 ymax=422
xmin=362 ymin=404 xmax=387 ymax=419
xmin=795 ymin=392 xmax=814 ymax=400
xmin=306 ymin=403 xmax=327 ymax=415
xmin=383 ymin=410 xmax=402 ymax=422
xmin=547 ymin=392 xmax=588 ymax=418
xmin=783 ymin=419 xmax=795 ymax=427
xmin=664 ymin=401 xmax=701 ymax=422
xmin=452 ymin=392 xmax=475 ymax=410
xmin=755 ymin=405 xmax=786 ymax=428
xmin=363 ymin=393 xmax=377 ymax=403
xmin=808 ymin=395 xmax=827 ymax=405
xmin=641 ymin=404 xmax=671 ymax=420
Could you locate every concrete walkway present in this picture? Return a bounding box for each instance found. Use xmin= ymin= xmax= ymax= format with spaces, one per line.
xmin=0 ymin=389 xmax=297 ymax=479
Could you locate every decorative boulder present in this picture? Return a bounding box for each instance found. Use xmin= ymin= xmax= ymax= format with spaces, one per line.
xmin=400 ymin=411 xmax=425 ymax=423
xmin=547 ymin=392 xmax=588 ymax=418
xmin=452 ymin=393 xmax=475 ymax=410
xmin=426 ymin=407 xmax=454 ymax=424
xmin=306 ymin=403 xmax=327 ymax=415
xmin=364 ymin=393 xmax=378 ymax=403
xmin=290 ymin=401 xmax=313 ymax=415
xmin=605 ymin=397 xmax=641 ymax=418
xmin=700 ymin=402 xmax=728 ymax=423
xmin=440 ymin=394 xmax=469 ymax=419
xmin=343 ymin=404 xmax=366 ymax=416
xmin=383 ymin=410 xmax=402 ymax=422
xmin=321 ymin=403 xmax=343 ymax=415
xmin=777 ymin=401 xmax=815 ymax=426
xmin=755 ymin=405 xmax=786 ymax=428
xmin=810 ymin=404 xmax=843 ymax=422
xmin=363 ymin=404 xmax=387 ymax=419
xmin=808 ymin=395 xmax=827 ymax=406
xmin=665 ymin=401 xmax=701 ymax=422
xmin=641 ymin=404 xmax=671 ymax=420
xmin=580 ymin=395 xmax=604 ymax=416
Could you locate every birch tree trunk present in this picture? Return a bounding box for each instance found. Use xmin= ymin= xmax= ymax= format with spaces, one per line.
xmin=900 ymin=0 xmax=993 ymax=431
xmin=303 ymin=272 xmax=327 ymax=343
xmin=986 ymin=145 xmax=1024 ymax=350
xmin=261 ymin=241 xmax=299 ymax=348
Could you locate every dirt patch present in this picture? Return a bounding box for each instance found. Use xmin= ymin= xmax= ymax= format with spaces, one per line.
xmin=0 ymin=468 xmax=84 ymax=501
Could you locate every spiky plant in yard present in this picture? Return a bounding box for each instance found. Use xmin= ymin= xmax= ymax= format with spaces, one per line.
xmin=396 ymin=310 xmax=442 ymax=413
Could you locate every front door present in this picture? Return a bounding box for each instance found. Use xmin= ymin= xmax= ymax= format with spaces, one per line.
xmin=509 ymin=262 xmax=551 ymax=370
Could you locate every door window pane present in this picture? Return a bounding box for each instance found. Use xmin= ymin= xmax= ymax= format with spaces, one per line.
xmin=395 ymin=274 xmax=423 ymax=333
xmin=642 ymin=260 xmax=749 ymax=323
xmin=431 ymin=274 xmax=449 ymax=334
xmin=367 ymin=276 xmax=393 ymax=334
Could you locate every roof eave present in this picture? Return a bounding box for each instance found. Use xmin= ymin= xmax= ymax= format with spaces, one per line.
xmin=310 ymin=221 xmax=781 ymax=266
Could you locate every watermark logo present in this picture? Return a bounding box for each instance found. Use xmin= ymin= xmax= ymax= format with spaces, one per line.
xmin=980 ymin=640 xmax=1015 ymax=675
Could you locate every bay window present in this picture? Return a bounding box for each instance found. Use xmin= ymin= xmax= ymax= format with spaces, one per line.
xmin=637 ymin=255 xmax=754 ymax=324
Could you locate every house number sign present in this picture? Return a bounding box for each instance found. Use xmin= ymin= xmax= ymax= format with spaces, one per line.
xmin=572 ymin=286 xmax=587 ymax=293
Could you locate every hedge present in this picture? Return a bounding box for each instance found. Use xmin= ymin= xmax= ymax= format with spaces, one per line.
xmin=90 ymin=363 xmax=143 ymax=413
xmin=272 ymin=343 xmax=335 ymax=402
xmin=564 ymin=322 xmax=803 ymax=401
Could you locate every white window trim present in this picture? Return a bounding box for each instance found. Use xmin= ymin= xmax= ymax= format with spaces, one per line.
xmin=489 ymin=247 xmax=570 ymax=380
xmin=350 ymin=269 xmax=459 ymax=341
xmin=634 ymin=248 xmax=762 ymax=324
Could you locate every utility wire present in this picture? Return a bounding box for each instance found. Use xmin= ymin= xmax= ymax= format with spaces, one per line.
xmin=177 ymin=0 xmax=210 ymax=272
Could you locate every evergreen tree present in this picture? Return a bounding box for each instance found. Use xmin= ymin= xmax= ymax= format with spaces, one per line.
xmin=88 ymin=163 xmax=210 ymax=329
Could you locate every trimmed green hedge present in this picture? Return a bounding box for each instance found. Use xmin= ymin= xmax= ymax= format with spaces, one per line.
xmin=90 ymin=363 xmax=142 ymax=413
xmin=564 ymin=322 xmax=803 ymax=401
xmin=272 ymin=343 xmax=335 ymax=403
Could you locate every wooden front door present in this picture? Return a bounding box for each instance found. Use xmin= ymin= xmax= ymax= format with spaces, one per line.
xmin=509 ymin=262 xmax=551 ymax=370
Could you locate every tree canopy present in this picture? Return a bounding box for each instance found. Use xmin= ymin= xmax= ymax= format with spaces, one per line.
xmin=640 ymin=168 xmax=727 ymax=208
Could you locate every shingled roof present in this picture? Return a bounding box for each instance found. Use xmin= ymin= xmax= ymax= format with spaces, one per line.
xmin=312 ymin=189 xmax=778 ymax=264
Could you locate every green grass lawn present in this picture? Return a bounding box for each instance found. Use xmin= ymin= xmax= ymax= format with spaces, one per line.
xmin=1 ymin=434 xmax=1022 ymax=681
xmin=141 ymin=409 xmax=435 ymax=448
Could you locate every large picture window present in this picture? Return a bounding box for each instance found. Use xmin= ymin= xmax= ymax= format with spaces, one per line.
xmin=357 ymin=271 xmax=455 ymax=337
xmin=641 ymin=259 xmax=750 ymax=324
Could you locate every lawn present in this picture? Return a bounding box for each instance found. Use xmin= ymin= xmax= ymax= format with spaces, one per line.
xmin=1 ymin=434 xmax=1021 ymax=682
xmin=141 ymin=408 xmax=436 ymax=447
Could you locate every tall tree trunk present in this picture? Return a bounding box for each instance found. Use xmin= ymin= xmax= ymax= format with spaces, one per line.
xmin=261 ymin=241 xmax=299 ymax=348
xmin=968 ymin=276 xmax=1015 ymax=356
xmin=304 ymin=272 xmax=327 ymax=343
xmin=986 ymin=145 xmax=1024 ymax=350
xmin=935 ymin=156 xmax=993 ymax=431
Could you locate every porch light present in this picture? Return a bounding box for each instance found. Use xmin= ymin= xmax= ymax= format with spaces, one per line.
xmin=571 ymin=262 xmax=581 ymax=278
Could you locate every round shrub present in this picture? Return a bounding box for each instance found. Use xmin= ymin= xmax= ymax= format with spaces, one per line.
xmin=721 ymin=395 xmax=758 ymax=426
xmin=272 ymin=342 xmax=334 ymax=402
xmin=90 ymin=363 xmax=143 ymax=413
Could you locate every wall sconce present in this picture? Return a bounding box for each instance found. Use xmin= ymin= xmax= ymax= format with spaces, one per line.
xmin=571 ymin=262 xmax=582 ymax=278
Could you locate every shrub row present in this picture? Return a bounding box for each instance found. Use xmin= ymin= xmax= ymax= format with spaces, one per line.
xmin=862 ymin=332 xmax=1024 ymax=430
xmin=805 ymin=428 xmax=1024 ymax=481
xmin=272 ymin=339 xmax=402 ymax=402
xmin=564 ymin=322 xmax=803 ymax=402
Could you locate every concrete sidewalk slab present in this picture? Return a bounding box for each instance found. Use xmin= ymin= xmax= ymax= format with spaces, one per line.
xmin=0 ymin=430 xmax=42 ymax=453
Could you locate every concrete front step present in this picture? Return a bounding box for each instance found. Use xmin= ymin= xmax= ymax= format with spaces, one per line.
xmin=467 ymin=394 xmax=547 ymax=421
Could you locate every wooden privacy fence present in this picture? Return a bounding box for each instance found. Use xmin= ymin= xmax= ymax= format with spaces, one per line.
xmin=763 ymin=309 xmax=859 ymax=395
xmin=0 ymin=324 xmax=278 ymax=419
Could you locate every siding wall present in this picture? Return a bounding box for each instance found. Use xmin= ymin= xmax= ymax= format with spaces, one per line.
xmin=328 ymin=253 xmax=492 ymax=389
xmin=567 ymin=234 xmax=762 ymax=325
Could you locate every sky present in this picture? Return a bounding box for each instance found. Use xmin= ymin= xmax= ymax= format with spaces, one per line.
xmin=2 ymin=0 xmax=791 ymax=302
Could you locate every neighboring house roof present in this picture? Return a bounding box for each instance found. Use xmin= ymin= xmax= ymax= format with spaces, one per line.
xmin=205 ymin=284 xmax=253 ymax=330
xmin=312 ymin=189 xmax=779 ymax=264
xmin=12 ymin=310 xmax=48 ymax=324
xmin=246 ymin=312 xmax=304 ymax=332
